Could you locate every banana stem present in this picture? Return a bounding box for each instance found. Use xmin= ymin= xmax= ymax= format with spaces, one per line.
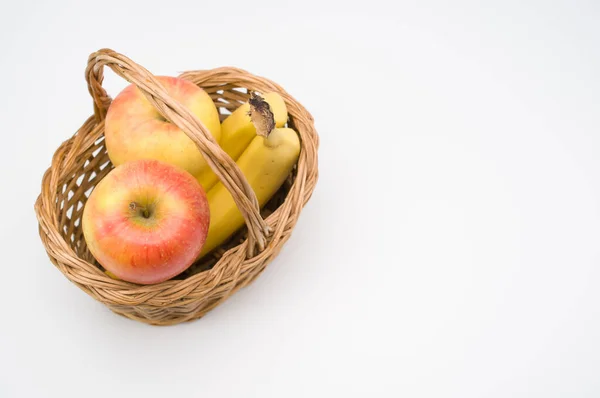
xmin=248 ymin=92 xmax=276 ymax=138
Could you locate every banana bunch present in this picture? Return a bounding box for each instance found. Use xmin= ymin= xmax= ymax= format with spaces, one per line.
xmin=196 ymin=92 xmax=288 ymax=191
xmin=198 ymin=92 xmax=301 ymax=258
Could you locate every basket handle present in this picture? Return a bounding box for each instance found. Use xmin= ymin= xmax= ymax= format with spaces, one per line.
xmin=85 ymin=48 xmax=270 ymax=256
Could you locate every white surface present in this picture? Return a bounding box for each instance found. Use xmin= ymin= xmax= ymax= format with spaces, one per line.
xmin=1 ymin=0 xmax=599 ymax=396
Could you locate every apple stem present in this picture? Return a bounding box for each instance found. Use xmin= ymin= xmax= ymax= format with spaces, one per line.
xmin=129 ymin=202 xmax=150 ymax=218
xmin=248 ymin=92 xmax=275 ymax=138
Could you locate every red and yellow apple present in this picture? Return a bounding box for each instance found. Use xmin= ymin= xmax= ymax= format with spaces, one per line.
xmin=82 ymin=159 xmax=210 ymax=284
xmin=104 ymin=76 xmax=221 ymax=181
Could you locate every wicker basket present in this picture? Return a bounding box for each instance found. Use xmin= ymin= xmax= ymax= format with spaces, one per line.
xmin=34 ymin=49 xmax=319 ymax=326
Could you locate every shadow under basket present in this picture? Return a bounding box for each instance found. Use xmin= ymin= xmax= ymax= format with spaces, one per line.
xmin=34 ymin=49 xmax=319 ymax=326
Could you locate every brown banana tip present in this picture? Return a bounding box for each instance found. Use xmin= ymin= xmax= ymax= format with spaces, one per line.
xmin=248 ymin=92 xmax=275 ymax=138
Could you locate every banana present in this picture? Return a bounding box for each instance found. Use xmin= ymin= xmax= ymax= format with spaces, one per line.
xmin=198 ymin=95 xmax=300 ymax=259
xmin=196 ymin=92 xmax=288 ymax=191
xmin=105 ymin=270 xmax=119 ymax=280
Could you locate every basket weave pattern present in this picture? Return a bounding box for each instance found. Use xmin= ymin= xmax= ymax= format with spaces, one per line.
xmin=34 ymin=49 xmax=319 ymax=325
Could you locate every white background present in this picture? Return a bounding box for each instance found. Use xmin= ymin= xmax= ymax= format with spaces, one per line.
xmin=1 ymin=0 xmax=599 ymax=396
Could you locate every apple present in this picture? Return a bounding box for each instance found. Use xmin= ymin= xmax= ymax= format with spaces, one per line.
xmin=104 ymin=76 xmax=221 ymax=181
xmin=82 ymin=159 xmax=210 ymax=284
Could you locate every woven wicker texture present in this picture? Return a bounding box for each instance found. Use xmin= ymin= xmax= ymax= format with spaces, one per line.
xmin=34 ymin=49 xmax=319 ymax=325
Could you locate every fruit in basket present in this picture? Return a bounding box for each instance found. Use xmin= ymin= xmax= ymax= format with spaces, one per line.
xmin=104 ymin=76 xmax=221 ymax=183
xmin=82 ymin=159 xmax=210 ymax=284
xmin=221 ymin=92 xmax=288 ymax=160
xmin=195 ymin=92 xmax=288 ymax=191
xmin=198 ymin=94 xmax=300 ymax=258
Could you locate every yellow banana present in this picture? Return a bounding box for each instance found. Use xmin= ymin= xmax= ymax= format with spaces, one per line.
xmin=105 ymin=270 xmax=119 ymax=279
xmin=198 ymin=96 xmax=300 ymax=259
xmin=196 ymin=92 xmax=288 ymax=191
